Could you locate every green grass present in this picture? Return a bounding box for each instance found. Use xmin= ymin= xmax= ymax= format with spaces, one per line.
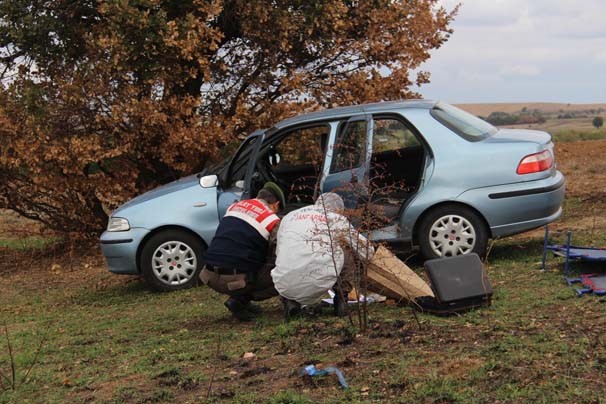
xmin=551 ymin=128 xmax=606 ymax=142
xmin=2 ymin=228 xmax=606 ymax=403
xmin=0 ymin=235 xmax=61 ymax=250
xmin=2 ymin=165 xmax=606 ymax=402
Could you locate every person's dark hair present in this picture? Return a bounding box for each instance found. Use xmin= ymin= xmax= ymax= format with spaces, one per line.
xmin=257 ymin=188 xmax=278 ymax=205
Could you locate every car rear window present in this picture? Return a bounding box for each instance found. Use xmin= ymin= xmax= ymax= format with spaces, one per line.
xmin=431 ymin=102 xmax=497 ymax=141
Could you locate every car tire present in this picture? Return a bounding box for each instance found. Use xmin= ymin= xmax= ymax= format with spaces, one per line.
xmin=140 ymin=229 xmax=206 ymax=292
xmin=418 ymin=205 xmax=488 ymax=260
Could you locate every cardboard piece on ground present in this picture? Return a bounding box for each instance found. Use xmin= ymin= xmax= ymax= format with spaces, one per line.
xmin=367 ymin=246 xmax=434 ymax=301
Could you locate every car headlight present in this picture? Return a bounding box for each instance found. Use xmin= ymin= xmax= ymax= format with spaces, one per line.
xmin=107 ymin=217 xmax=130 ymax=232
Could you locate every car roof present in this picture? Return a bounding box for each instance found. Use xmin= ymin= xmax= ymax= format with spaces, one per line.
xmin=273 ymin=99 xmax=437 ymax=129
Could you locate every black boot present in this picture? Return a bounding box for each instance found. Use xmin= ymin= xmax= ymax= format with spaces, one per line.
xmin=281 ymin=297 xmax=301 ymax=322
xmin=224 ymin=297 xmax=255 ymax=321
xmin=244 ymin=302 xmax=263 ymax=314
xmin=333 ymin=291 xmax=347 ymax=317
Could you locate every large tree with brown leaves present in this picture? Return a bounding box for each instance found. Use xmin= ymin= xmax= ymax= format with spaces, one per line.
xmin=0 ymin=0 xmax=456 ymax=235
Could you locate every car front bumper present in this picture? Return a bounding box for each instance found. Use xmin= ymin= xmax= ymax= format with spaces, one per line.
xmin=99 ymin=227 xmax=150 ymax=275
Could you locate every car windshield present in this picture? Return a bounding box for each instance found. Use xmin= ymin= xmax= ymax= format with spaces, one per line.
xmin=431 ymin=102 xmax=497 ymax=141
xmin=199 ymin=158 xmax=228 ymax=177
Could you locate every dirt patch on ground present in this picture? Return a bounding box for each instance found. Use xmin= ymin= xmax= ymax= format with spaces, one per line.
xmin=0 ymin=209 xmax=45 ymax=239
xmin=437 ymin=357 xmax=483 ymax=378
xmin=556 ymin=139 xmax=606 ymax=202
xmin=0 ymin=243 xmax=133 ymax=291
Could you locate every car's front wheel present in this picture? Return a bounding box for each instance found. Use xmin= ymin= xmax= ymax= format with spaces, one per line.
xmin=140 ymin=229 xmax=206 ymax=292
xmin=418 ymin=205 xmax=488 ymax=260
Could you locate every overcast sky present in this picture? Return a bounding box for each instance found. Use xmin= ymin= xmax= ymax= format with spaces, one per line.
xmin=416 ymin=0 xmax=606 ymax=103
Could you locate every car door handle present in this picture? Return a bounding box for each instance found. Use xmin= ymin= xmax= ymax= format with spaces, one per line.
xmin=193 ymin=202 xmax=207 ymax=207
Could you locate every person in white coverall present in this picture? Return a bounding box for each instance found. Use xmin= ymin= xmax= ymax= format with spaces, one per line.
xmin=271 ymin=192 xmax=374 ymax=319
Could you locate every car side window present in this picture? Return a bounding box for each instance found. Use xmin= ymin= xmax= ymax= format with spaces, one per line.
xmin=330 ymin=120 xmax=367 ymax=173
xmin=372 ymin=118 xmax=420 ymax=154
xmin=274 ymin=125 xmax=328 ymax=169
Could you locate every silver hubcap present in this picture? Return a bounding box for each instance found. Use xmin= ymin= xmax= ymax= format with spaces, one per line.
xmin=151 ymin=241 xmax=197 ymax=286
xmin=429 ymin=214 xmax=476 ymax=257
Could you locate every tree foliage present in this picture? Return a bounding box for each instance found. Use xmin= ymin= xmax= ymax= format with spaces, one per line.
xmin=593 ymin=116 xmax=604 ymax=129
xmin=0 ymin=0 xmax=456 ymax=235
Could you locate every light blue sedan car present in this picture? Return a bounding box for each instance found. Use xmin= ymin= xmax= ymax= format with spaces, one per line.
xmin=100 ymin=100 xmax=565 ymax=291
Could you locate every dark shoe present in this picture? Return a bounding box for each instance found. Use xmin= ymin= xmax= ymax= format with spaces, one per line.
xmin=281 ymin=297 xmax=301 ymax=322
xmin=333 ymin=292 xmax=347 ymax=317
xmin=301 ymin=304 xmax=322 ymax=317
xmin=231 ymin=309 xmax=255 ymax=321
xmin=244 ymin=302 xmax=263 ymax=314
xmin=225 ymin=297 xmax=255 ymax=322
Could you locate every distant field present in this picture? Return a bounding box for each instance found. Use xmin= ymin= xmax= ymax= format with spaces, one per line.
xmin=456 ymin=102 xmax=606 ymax=140
xmin=495 ymin=117 xmax=591 ymax=131
xmin=456 ymin=102 xmax=606 ymax=117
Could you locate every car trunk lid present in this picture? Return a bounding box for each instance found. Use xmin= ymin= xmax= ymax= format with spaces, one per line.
xmin=483 ymin=128 xmax=556 ymax=175
xmin=484 ymin=128 xmax=552 ymax=146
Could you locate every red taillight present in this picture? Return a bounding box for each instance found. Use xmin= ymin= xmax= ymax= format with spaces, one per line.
xmin=516 ymin=150 xmax=554 ymax=174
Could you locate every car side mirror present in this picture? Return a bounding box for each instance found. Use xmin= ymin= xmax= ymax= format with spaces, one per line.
xmin=199 ymin=174 xmax=218 ymax=188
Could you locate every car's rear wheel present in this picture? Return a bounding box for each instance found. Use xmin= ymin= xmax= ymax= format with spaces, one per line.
xmin=418 ymin=205 xmax=488 ymax=260
xmin=140 ymin=229 xmax=205 ymax=292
